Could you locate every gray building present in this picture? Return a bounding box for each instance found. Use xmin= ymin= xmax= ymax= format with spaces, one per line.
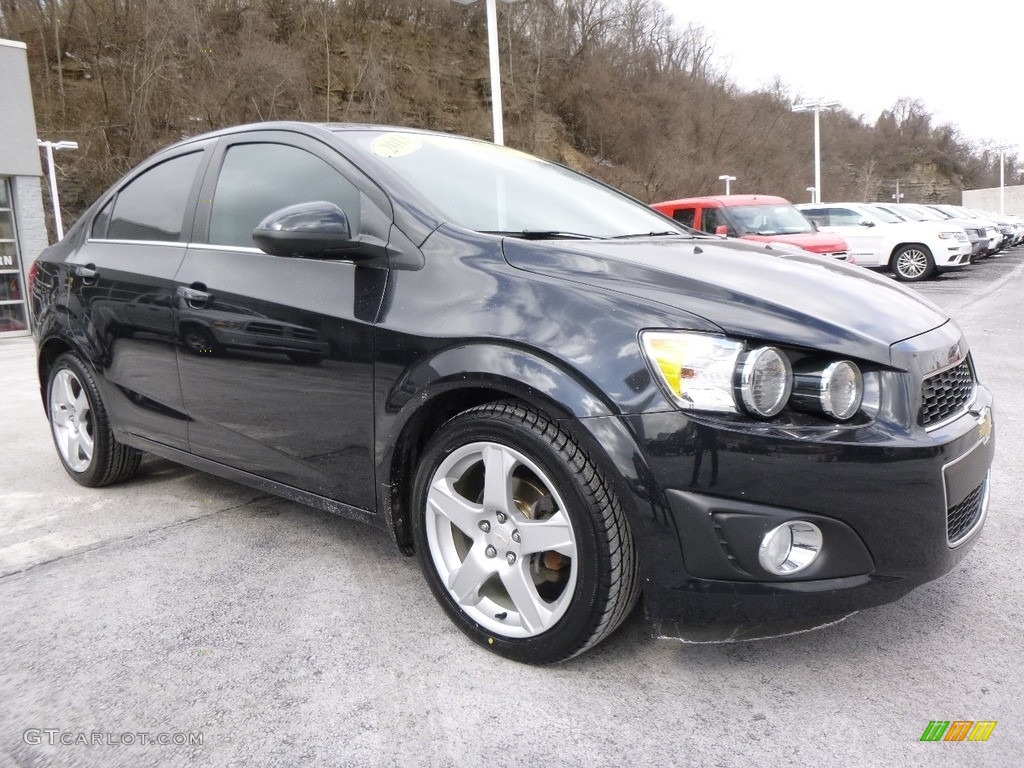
xmin=962 ymin=185 xmax=1024 ymax=217
xmin=1 ymin=38 xmax=48 ymax=338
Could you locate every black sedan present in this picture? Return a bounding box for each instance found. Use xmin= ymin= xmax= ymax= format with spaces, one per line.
xmin=30 ymin=123 xmax=995 ymax=664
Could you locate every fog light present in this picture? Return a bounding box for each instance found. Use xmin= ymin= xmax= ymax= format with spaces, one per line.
xmin=758 ymin=521 xmax=823 ymax=575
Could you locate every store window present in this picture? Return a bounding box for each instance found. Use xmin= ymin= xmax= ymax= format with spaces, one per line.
xmin=0 ymin=178 xmax=29 ymax=335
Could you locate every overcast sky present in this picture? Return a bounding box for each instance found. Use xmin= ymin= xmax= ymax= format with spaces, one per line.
xmin=662 ymin=0 xmax=1021 ymax=158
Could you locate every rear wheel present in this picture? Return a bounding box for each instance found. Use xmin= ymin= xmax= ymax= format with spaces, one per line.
xmin=411 ymin=401 xmax=639 ymax=664
xmin=47 ymin=352 xmax=142 ymax=487
xmin=890 ymin=244 xmax=935 ymax=282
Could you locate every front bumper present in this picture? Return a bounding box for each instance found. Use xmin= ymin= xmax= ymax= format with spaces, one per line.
xmin=614 ymin=385 xmax=994 ymax=626
xmin=935 ymin=241 xmax=972 ymax=270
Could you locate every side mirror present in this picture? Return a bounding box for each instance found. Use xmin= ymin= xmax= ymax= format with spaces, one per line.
xmin=253 ymin=201 xmax=372 ymax=260
xmin=715 ymin=224 xmax=729 ymax=237
xmin=809 ymin=219 xmax=819 ymax=231
xmin=858 ymin=218 xmax=875 ymax=228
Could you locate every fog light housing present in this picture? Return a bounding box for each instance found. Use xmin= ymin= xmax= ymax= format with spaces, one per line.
xmin=758 ymin=521 xmax=823 ymax=575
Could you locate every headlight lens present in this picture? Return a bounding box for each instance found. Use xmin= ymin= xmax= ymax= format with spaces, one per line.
xmin=640 ymin=331 xmax=742 ymax=412
xmin=737 ymin=346 xmax=792 ymax=418
xmin=641 ymin=331 xmax=865 ymax=422
xmin=792 ymin=360 xmax=864 ymax=421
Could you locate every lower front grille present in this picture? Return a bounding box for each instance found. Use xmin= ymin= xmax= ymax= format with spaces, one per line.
xmin=947 ymin=478 xmax=988 ymax=546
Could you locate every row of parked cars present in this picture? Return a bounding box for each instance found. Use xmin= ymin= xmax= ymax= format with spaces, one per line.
xmin=652 ymin=194 xmax=1023 ymax=282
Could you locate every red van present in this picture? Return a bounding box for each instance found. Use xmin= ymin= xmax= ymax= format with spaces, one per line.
xmin=652 ymin=195 xmax=852 ymax=262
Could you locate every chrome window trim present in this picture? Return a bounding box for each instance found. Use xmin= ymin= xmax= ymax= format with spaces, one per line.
xmin=87 ymin=239 xmax=189 ymax=248
xmin=189 ymin=243 xmax=265 ymax=254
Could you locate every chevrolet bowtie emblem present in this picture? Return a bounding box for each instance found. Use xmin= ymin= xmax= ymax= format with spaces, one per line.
xmin=977 ymin=407 xmax=993 ymax=444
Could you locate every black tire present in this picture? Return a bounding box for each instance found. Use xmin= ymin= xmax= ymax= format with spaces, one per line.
xmin=411 ymin=401 xmax=640 ymax=664
xmin=46 ymin=352 xmax=142 ymax=487
xmin=180 ymin=324 xmax=221 ymax=356
xmin=890 ymin=244 xmax=935 ymax=282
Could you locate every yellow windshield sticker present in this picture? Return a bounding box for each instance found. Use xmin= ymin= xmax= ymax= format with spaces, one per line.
xmin=371 ymin=133 xmax=423 ymax=158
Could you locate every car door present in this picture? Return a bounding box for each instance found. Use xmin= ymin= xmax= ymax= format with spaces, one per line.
xmin=807 ymin=206 xmax=884 ymax=266
xmin=67 ymin=143 xmax=213 ymax=450
xmin=173 ymin=132 xmax=390 ymax=509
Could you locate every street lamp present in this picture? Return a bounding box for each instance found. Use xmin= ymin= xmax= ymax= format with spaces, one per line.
xmin=37 ymin=139 xmax=79 ymax=240
xmin=987 ymin=143 xmax=1018 ymax=215
xmin=453 ymin=0 xmax=521 ymax=146
xmin=891 ymin=178 xmax=905 ymax=203
xmin=792 ymin=99 xmax=839 ymax=204
xmin=806 ymin=186 xmax=816 ymax=203
xmin=718 ymin=174 xmax=736 ymax=195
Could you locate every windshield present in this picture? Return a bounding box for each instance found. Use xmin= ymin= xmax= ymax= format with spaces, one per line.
xmin=862 ymin=205 xmax=902 ymax=224
xmin=728 ymin=204 xmax=814 ymax=235
xmin=909 ymin=205 xmax=944 ymax=221
xmin=339 ymin=130 xmax=684 ymax=239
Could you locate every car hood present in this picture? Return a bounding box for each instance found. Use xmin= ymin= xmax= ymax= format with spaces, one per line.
xmin=740 ymin=231 xmax=848 ymax=254
xmin=502 ymin=236 xmax=950 ymax=367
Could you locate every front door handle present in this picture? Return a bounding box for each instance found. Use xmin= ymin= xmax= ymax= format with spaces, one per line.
xmin=177 ymin=284 xmax=212 ymax=307
xmin=74 ymin=264 xmax=98 ymax=280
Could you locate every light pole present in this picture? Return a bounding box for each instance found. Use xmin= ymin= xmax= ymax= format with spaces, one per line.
xmin=792 ymin=99 xmax=839 ymax=204
xmin=892 ymin=179 xmax=905 ymax=203
xmin=37 ymin=139 xmax=79 ymax=240
xmin=987 ymin=143 xmax=1018 ymax=214
xmin=718 ymin=174 xmax=736 ymax=195
xmin=806 ymin=186 xmax=816 ymax=203
xmin=453 ymin=0 xmax=520 ymax=146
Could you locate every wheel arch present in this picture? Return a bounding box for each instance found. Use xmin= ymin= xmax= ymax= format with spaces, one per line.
xmin=377 ymin=343 xmax=620 ymax=554
xmin=888 ymin=241 xmax=933 ymax=265
xmin=36 ymin=336 xmax=77 ymax=411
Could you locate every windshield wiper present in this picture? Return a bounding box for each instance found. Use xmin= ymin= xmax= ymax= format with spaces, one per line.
xmin=608 ymin=230 xmax=689 ymax=239
xmin=481 ymin=230 xmax=602 ymax=240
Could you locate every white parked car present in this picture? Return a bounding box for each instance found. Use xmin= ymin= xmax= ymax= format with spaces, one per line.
xmin=874 ymin=202 xmax=989 ymax=262
xmin=796 ymin=202 xmax=972 ymax=282
xmin=926 ymin=204 xmax=1003 ymax=255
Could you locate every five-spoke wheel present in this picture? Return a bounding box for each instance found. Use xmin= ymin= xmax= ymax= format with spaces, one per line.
xmin=46 ymin=352 xmax=142 ymax=486
xmin=412 ymin=401 xmax=639 ymax=664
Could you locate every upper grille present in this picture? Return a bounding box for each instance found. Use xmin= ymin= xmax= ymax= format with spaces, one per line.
xmin=921 ymin=359 xmax=974 ymax=428
xmin=948 ymin=479 xmax=987 ymax=545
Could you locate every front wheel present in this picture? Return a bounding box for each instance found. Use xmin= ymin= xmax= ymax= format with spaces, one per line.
xmin=890 ymin=244 xmax=935 ymax=282
xmin=411 ymin=401 xmax=639 ymax=664
xmin=47 ymin=352 xmax=142 ymax=487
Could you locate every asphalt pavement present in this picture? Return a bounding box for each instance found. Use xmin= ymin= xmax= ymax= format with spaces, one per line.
xmin=2 ymin=250 xmax=1023 ymax=767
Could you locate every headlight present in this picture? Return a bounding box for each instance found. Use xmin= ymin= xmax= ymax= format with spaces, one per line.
xmin=737 ymin=347 xmax=792 ymax=418
xmin=640 ymin=331 xmax=742 ymax=412
xmin=641 ymin=331 xmax=864 ymax=422
xmin=791 ymin=360 xmax=863 ymax=421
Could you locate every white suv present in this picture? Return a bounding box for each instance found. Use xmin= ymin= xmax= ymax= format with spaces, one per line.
xmin=796 ymin=202 xmax=972 ymax=282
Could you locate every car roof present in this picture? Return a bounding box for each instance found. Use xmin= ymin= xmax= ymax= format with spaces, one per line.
xmin=655 ymin=194 xmax=792 ymax=207
xmin=147 ymin=121 xmax=484 ymax=156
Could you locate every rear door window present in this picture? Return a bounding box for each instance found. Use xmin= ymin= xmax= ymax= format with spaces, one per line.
xmin=105 ymin=152 xmax=204 ymax=242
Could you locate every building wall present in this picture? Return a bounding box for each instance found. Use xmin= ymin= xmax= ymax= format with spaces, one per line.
xmin=14 ymin=177 xmax=48 ymax=263
xmin=1 ymin=38 xmax=48 ymax=337
xmin=962 ymin=185 xmax=1024 ymax=216
xmin=0 ymin=40 xmax=43 ymax=177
